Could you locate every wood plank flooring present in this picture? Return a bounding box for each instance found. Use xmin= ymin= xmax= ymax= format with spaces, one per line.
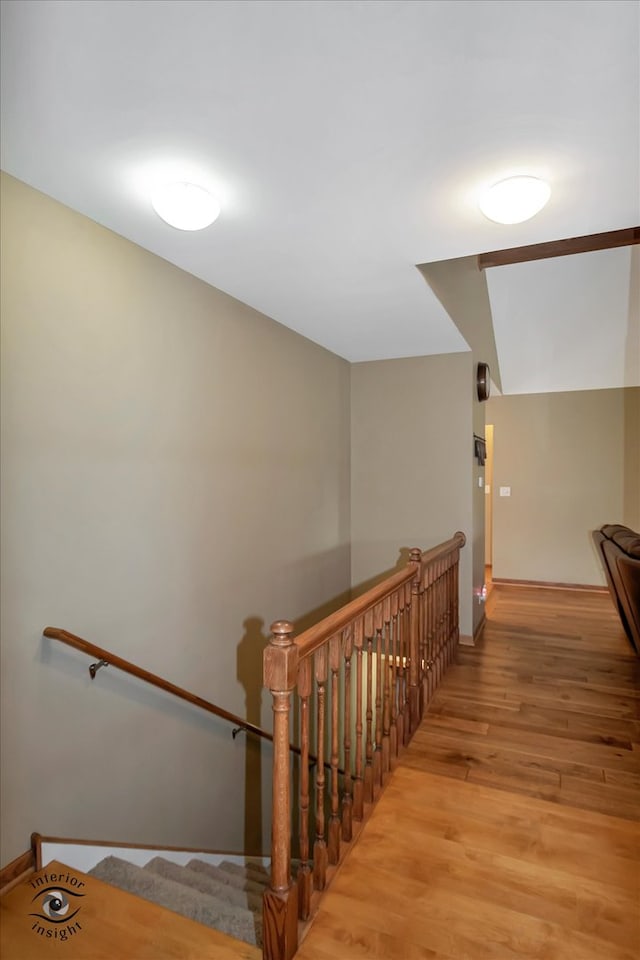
xmin=297 ymin=585 xmax=640 ymax=960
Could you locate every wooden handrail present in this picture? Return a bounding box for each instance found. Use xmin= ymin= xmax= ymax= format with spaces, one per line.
xmin=262 ymin=531 xmax=467 ymax=959
xmin=43 ymin=626 xmax=273 ymax=745
xmin=293 ymin=532 xmax=466 ymax=660
xmin=43 ymin=627 xmax=341 ymax=775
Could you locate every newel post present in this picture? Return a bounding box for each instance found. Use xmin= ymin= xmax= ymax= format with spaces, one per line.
xmin=408 ymin=548 xmax=422 ymax=736
xmin=263 ymin=620 xmax=299 ymax=960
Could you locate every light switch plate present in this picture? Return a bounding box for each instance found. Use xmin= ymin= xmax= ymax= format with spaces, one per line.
xmin=499 ymin=486 xmax=511 ymax=497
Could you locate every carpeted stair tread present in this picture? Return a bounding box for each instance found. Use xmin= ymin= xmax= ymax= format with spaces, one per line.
xmin=218 ymin=860 xmax=270 ymax=886
xmin=89 ymin=856 xmax=261 ymax=947
xmin=187 ymin=859 xmax=266 ymax=895
xmin=145 ymin=857 xmax=262 ymax=913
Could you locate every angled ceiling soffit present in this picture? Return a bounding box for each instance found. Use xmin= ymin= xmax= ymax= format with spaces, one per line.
xmin=417 ymin=256 xmax=502 ymax=393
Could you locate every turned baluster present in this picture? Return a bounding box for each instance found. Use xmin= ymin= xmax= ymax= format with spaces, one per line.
xmin=389 ymin=591 xmax=399 ymax=768
xmin=328 ymin=635 xmax=341 ymax=865
xmin=433 ymin=564 xmax=442 ymax=688
xmin=442 ymin=562 xmax=449 ymax=668
xmin=381 ymin=595 xmax=392 ymax=779
xmin=342 ymin=625 xmax=354 ymax=841
xmin=263 ymin=620 xmax=298 ymax=960
xmin=427 ymin=567 xmax=436 ymax=702
xmin=442 ymin=560 xmax=450 ymax=667
xmin=396 ymin=586 xmax=407 ymax=751
xmin=446 ymin=561 xmax=454 ymax=665
xmin=431 ymin=564 xmax=439 ymax=689
xmin=408 ymin=548 xmax=422 ymax=735
xmin=297 ymin=658 xmax=312 ymax=920
xmin=313 ymin=646 xmax=328 ymax=891
xmin=373 ymin=603 xmax=383 ymax=797
xmin=364 ymin=608 xmax=374 ymax=804
xmin=453 ymin=545 xmax=461 ymax=648
xmin=402 ymin=582 xmax=412 ymax=746
xmin=418 ymin=565 xmax=426 ymax=720
xmin=438 ymin=560 xmax=446 ymax=685
xmin=353 ymin=616 xmax=365 ymax=820
xmin=422 ymin=564 xmax=431 ymax=704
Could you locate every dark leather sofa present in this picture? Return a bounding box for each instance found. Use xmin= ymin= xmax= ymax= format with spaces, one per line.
xmin=593 ymin=524 xmax=640 ymax=655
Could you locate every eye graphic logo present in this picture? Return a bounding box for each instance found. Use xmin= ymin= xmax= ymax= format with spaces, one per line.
xmin=30 ymin=886 xmax=84 ymax=924
xmin=28 ymin=870 xmax=86 ymax=942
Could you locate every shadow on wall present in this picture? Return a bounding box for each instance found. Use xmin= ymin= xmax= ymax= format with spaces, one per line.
xmin=236 ymin=616 xmax=269 ymax=857
xmin=349 ymin=547 xmax=414 ymax=601
xmin=234 ymin=545 xmax=418 ymax=855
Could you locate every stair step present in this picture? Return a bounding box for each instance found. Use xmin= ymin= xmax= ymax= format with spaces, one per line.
xmin=218 ymin=860 xmax=270 ymax=886
xmin=1 ymin=858 xmax=262 ymax=960
xmin=145 ymin=857 xmax=263 ymax=913
xmin=89 ymin=856 xmax=261 ymax=947
xmin=187 ymin=859 xmax=266 ymax=896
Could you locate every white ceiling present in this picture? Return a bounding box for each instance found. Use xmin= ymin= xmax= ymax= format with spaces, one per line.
xmin=489 ymin=245 xmax=640 ymax=394
xmin=1 ymin=0 xmax=639 ymax=388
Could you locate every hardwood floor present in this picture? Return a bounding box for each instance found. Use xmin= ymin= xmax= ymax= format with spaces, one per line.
xmin=297 ymin=585 xmax=640 ymax=960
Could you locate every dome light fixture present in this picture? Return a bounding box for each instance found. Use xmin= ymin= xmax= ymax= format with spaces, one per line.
xmin=479 ymin=176 xmax=551 ymax=225
xmin=151 ymin=181 xmax=221 ymax=231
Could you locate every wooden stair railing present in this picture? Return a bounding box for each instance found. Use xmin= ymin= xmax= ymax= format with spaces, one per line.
xmin=262 ymin=532 xmax=466 ymax=960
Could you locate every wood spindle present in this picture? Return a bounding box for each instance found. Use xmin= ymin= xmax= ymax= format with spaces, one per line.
xmin=408 ymin=548 xmax=422 ymax=736
xmin=353 ymin=616 xmax=364 ymax=821
xmin=434 ymin=568 xmax=442 ymax=688
xmin=381 ymin=596 xmax=391 ymax=779
xmin=438 ymin=564 xmax=446 ymax=681
xmin=446 ymin=563 xmax=454 ymax=665
xmin=313 ymin=646 xmax=328 ymax=891
xmin=342 ymin=625 xmax=354 ymax=842
xmin=402 ymin=582 xmax=412 ymax=746
xmin=439 ymin=566 xmax=445 ymax=673
xmin=364 ymin=609 xmax=374 ymax=804
xmin=373 ymin=602 xmax=383 ymax=796
xmin=427 ymin=572 xmax=435 ymax=703
xmin=444 ymin=565 xmax=449 ymax=666
xmin=396 ymin=593 xmax=405 ymax=754
xmin=453 ymin=546 xmax=461 ymax=647
xmin=389 ymin=591 xmax=399 ymax=768
xmin=296 ymin=658 xmax=312 ymax=920
xmin=418 ymin=567 xmax=425 ymax=720
xmin=443 ymin=562 xmax=450 ymax=668
xmin=263 ymin=620 xmax=298 ymax=960
xmin=327 ymin=635 xmax=341 ymax=865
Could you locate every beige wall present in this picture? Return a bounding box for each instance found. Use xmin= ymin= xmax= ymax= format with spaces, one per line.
xmin=623 ymin=387 xmax=640 ymax=529
xmin=350 ymin=353 xmax=474 ymax=636
xmin=0 ymin=174 xmax=351 ymax=863
xmin=486 ymin=389 xmax=626 ymax=585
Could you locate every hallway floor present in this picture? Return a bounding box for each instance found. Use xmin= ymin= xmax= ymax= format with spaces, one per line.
xmin=296 ymin=585 xmax=640 ymax=960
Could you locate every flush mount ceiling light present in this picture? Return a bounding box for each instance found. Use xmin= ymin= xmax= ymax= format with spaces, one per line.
xmin=479 ymin=176 xmax=551 ymax=225
xmin=151 ymin=181 xmax=221 ymax=231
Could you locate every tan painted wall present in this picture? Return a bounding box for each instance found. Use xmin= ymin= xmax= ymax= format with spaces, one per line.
xmin=0 ymin=174 xmax=351 ymax=863
xmin=623 ymin=387 xmax=640 ymax=529
xmin=486 ymin=389 xmax=626 ymax=585
xmin=350 ymin=353 xmax=474 ymax=636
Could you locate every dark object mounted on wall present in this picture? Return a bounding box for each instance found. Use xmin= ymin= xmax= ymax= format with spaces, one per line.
xmin=474 ymin=434 xmax=487 ymax=465
xmin=477 ymin=362 xmax=491 ymax=401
